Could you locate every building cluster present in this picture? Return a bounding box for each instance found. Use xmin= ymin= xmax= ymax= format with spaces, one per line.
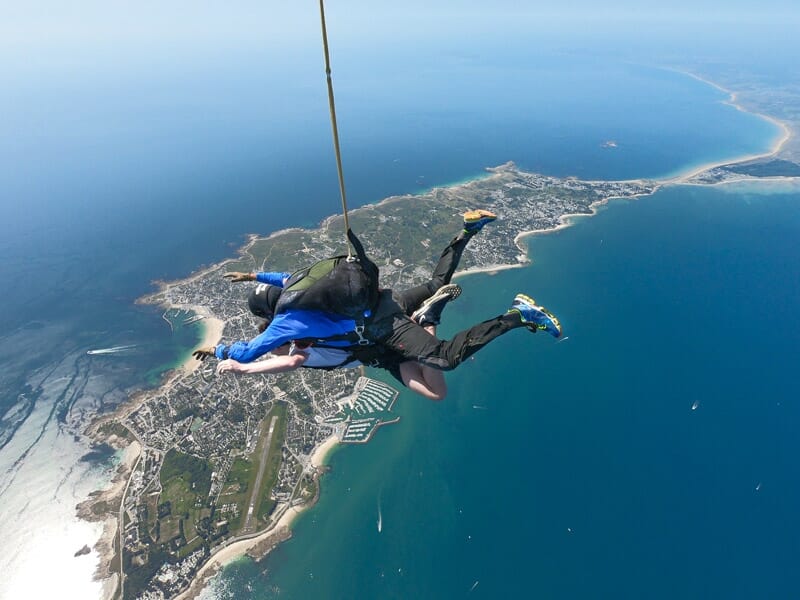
xmin=137 ymin=548 xmax=209 ymax=600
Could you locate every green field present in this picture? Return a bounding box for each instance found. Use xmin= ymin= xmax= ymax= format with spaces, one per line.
xmin=157 ymin=449 xmax=213 ymax=548
xmin=216 ymin=457 xmax=253 ymax=531
xmin=213 ymin=401 xmax=289 ymax=534
xmin=256 ymin=401 xmax=288 ymax=523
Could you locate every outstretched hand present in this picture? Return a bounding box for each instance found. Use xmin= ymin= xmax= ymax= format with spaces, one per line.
xmin=223 ymin=272 xmax=253 ymax=283
xmin=216 ymin=359 xmax=241 ymax=374
xmin=192 ymin=346 xmax=216 ymax=361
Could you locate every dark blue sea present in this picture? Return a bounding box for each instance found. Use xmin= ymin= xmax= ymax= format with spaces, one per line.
xmin=0 ymin=21 xmax=797 ymax=599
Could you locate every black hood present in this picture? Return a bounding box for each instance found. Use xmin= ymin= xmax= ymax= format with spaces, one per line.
xmin=247 ymin=284 xmax=282 ymax=321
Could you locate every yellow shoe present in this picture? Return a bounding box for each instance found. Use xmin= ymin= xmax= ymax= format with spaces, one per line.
xmin=462 ymin=209 xmax=497 ymax=234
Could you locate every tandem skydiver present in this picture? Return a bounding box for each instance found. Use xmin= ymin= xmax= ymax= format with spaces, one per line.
xmin=192 ymin=227 xmax=379 ymax=363
xmin=194 ymin=209 xmax=562 ymax=391
xmin=209 ymin=210 xmax=491 ymax=399
xmin=215 ymin=281 xmax=461 ymax=400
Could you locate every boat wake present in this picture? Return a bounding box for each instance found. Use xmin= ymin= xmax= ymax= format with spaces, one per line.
xmin=86 ymin=345 xmax=138 ymax=356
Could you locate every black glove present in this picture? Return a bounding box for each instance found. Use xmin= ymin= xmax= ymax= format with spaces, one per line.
xmin=192 ymin=346 xmax=216 ymax=361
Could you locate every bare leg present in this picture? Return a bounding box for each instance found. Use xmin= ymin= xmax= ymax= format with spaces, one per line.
xmin=398 ymin=325 xmax=448 ymax=401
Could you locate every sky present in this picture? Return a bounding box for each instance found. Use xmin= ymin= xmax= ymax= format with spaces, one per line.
xmin=2 ymin=1 xmax=797 ymax=130
xmin=3 ymin=0 xmax=799 ymax=62
xmin=2 ymin=2 xmax=797 ymax=183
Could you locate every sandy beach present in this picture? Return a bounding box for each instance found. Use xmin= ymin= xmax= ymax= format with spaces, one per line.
xmin=668 ymin=121 xmax=791 ymax=184
xmin=667 ymin=71 xmax=793 ymax=183
xmin=453 ymin=261 xmax=531 ymax=279
xmin=180 ymin=306 xmax=225 ymax=375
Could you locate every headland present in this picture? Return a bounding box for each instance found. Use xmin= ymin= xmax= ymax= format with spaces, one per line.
xmin=83 ymin=73 xmax=800 ymax=600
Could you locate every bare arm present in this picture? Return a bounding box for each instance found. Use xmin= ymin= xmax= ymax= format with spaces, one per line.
xmin=216 ymin=353 xmax=308 ymax=375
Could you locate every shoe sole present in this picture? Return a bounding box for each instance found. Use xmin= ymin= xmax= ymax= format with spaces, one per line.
xmin=410 ymin=284 xmax=462 ymax=322
xmin=513 ymin=293 xmax=562 ymax=337
xmin=463 ymin=210 xmax=497 ymax=229
xmin=463 ymin=209 xmax=497 ymax=223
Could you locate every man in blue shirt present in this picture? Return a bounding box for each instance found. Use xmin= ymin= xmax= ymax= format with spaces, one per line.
xmin=193 ymin=229 xmax=376 ymax=362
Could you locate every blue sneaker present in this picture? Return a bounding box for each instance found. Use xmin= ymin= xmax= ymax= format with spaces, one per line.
xmin=508 ymin=293 xmax=562 ymax=337
xmin=463 ymin=209 xmax=497 ymax=234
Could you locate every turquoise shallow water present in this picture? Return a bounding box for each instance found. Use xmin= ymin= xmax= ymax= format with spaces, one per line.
xmin=211 ymin=182 xmax=800 ymax=599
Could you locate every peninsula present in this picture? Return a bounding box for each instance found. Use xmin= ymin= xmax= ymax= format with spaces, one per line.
xmin=81 ymin=73 xmax=800 ymax=600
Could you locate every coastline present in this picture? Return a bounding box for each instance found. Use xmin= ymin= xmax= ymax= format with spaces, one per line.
xmin=679 ymin=174 xmax=800 ymax=190
xmin=666 ymin=70 xmax=793 ymax=183
xmin=503 ymin=70 xmax=795 ymax=260
xmin=73 ymin=439 xmax=143 ymax=600
xmin=138 ymin=227 xmax=308 ymax=307
xmin=174 ymin=435 xmax=341 ymax=600
xmin=664 ymin=120 xmax=791 ymax=184
xmin=93 ymin=70 xmax=797 ymax=599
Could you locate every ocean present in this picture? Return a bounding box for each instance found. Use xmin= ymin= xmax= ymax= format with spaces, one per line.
xmin=0 ymin=29 xmax=795 ymax=600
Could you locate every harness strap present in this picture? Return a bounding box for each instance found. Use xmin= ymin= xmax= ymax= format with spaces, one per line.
xmin=308 ymin=320 xmax=372 ymax=346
